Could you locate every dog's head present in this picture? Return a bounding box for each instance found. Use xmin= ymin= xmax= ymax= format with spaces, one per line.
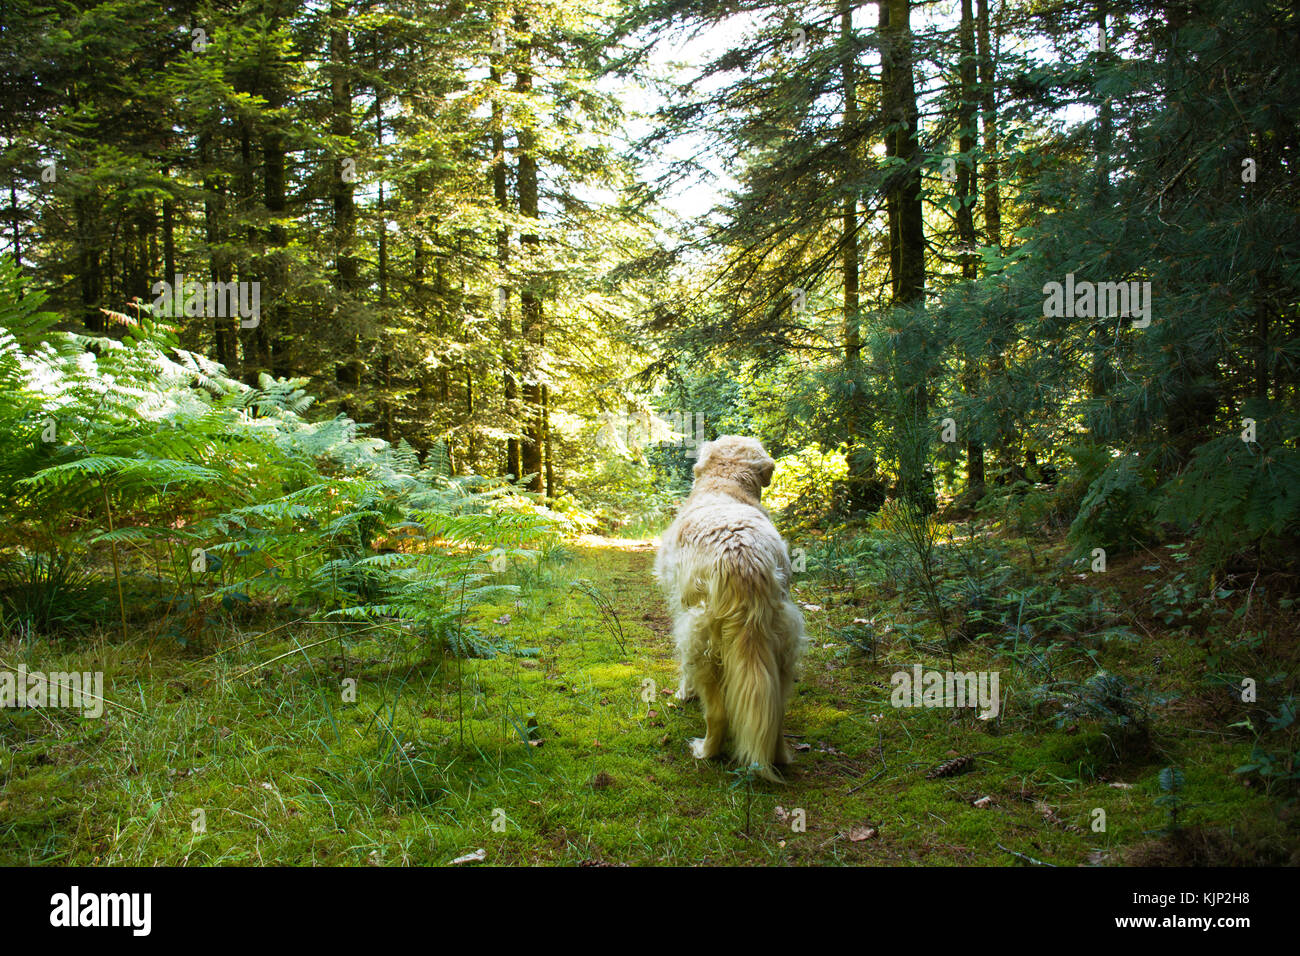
xmin=693 ymin=435 xmax=776 ymax=499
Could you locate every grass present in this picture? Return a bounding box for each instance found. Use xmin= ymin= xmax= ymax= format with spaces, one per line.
xmin=1 ymin=533 xmax=1295 ymax=866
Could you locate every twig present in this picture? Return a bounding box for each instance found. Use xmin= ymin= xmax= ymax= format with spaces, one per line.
xmin=847 ymin=725 xmax=887 ymax=793
xmin=997 ymin=843 xmax=1057 ymax=867
xmin=569 ymin=580 xmax=628 ymax=655
xmin=0 ymin=657 xmax=144 ymax=717
xmin=227 ymin=638 xmax=335 ymax=681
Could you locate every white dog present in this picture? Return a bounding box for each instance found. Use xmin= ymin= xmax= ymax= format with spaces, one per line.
xmin=654 ymin=436 xmax=806 ymax=781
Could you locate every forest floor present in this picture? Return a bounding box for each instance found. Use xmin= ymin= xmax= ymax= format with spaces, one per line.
xmin=2 ymin=535 xmax=1296 ymax=865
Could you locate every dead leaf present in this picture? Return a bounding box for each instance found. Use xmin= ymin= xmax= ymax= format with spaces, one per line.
xmin=450 ymin=848 xmax=486 ymax=865
xmin=1034 ymin=800 xmax=1062 ymax=824
xmin=849 ymin=826 xmax=878 ymax=842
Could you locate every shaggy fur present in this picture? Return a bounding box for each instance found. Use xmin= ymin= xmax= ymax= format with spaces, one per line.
xmin=654 ymin=436 xmax=806 ymax=781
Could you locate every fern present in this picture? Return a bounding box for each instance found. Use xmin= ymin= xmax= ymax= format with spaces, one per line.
xmin=0 ymin=266 xmax=560 ymax=649
xmin=1158 ymin=403 xmax=1300 ymax=564
xmin=1068 ymin=452 xmax=1155 ymax=554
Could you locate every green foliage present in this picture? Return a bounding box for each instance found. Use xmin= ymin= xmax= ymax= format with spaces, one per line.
xmin=799 ymin=532 xmax=899 ymax=607
xmin=836 ymin=618 xmax=878 ymax=659
xmin=767 ymin=445 xmax=849 ymax=530
xmin=1068 ymin=453 xmax=1157 ymax=555
xmin=1153 ymin=765 xmax=1188 ymax=834
xmin=1033 ymin=669 xmax=1163 ymax=759
xmin=619 ymin=0 xmax=1300 ymax=582
xmin=876 ymin=498 xmax=955 ymax=665
xmin=0 ymin=547 xmax=96 ymax=635
xmin=562 ymin=452 xmax=686 ymax=536
xmin=1141 ymin=547 xmax=1228 ymax=629
xmin=1157 ymin=404 xmax=1300 ymax=566
xmin=0 ymin=268 xmax=558 ymax=651
xmin=569 ymin=579 xmax=629 ymax=657
xmin=1232 ymin=699 xmax=1300 ymax=792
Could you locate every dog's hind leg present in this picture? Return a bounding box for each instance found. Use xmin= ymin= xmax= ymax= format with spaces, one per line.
xmin=773 ymin=673 xmax=795 ymax=765
xmin=689 ymin=666 xmax=727 ymax=759
xmin=674 ymin=652 xmax=697 ymax=702
xmin=672 ymin=609 xmax=703 ymax=701
xmin=773 ymin=599 xmax=805 ymax=767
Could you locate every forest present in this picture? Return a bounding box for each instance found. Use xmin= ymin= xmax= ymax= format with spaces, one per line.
xmin=0 ymin=0 xmax=1297 ymax=871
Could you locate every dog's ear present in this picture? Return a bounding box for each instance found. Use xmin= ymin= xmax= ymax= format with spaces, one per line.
xmin=757 ymin=456 xmax=775 ymax=488
xmin=692 ymin=440 xmax=714 ymax=478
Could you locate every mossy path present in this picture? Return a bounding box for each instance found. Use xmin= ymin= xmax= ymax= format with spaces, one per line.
xmin=1 ymin=537 xmax=1290 ymax=865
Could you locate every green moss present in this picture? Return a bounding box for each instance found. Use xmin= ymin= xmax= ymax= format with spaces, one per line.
xmin=0 ymin=539 xmax=1293 ymax=866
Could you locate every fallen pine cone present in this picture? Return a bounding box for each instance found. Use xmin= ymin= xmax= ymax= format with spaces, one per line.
xmin=925 ymin=754 xmax=977 ymax=779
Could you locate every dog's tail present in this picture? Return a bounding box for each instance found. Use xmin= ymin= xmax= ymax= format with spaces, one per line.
xmin=719 ymin=608 xmax=786 ymax=782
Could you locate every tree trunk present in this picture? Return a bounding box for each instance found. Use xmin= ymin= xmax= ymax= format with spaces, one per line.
xmin=1096 ymin=0 xmax=1112 ymax=203
xmin=884 ymin=0 xmax=924 ymax=309
xmin=9 ymin=178 xmax=20 ymax=265
xmin=978 ymin=0 xmax=1011 ymax=483
xmin=977 ymin=0 xmax=1001 ymax=251
xmin=492 ymin=47 xmax=521 ymax=481
xmin=200 ymin=132 xmax=235 ymax=369
xmin=162 ymin=168 xmax=175 ymax=292
xmin=515 ymin=12 xmax=543 ymax=494
xmin=263 ymin=92 xmax=289 ymax=379
xmin=331 ymin=1 xmax=357 ymax=294
xmin=958 ymin=0 xmax=985 ymax=500
xmin=881 ymin=0 xmax=930 ymax=508
xmin=841 ymin=1 xmax=882 ymax=513
xmin=76 ymin=194 xmax=103 ymax=332
xmin=840 ymin=0 xmax=861 ymax=368
xmin=543 ymin=381 xmax=555 ymax=499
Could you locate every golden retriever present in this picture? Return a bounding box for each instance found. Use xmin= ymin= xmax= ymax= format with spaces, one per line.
xmin=654 ymin=436 xmax=806 ymax=781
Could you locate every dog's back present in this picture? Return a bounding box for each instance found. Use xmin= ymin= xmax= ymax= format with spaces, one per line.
xmin=655 ymin=437 xmax=806 ymax=780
